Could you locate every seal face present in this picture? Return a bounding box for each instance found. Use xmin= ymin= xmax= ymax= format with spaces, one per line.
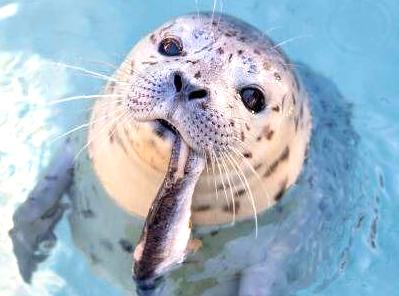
xmin=88 ymin=13 xmax=312 ymax=225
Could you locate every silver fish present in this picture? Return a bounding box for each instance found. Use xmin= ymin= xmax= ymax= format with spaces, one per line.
xmin=133 ymin=135 xmax=205 ymax=294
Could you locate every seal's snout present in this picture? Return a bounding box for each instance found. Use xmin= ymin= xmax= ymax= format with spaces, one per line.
xmin=173 ymin=72 xmax=183 ymax=93
xmin=172 ymin=71 xmax=209 ymax=101
xmin=188 ymin=88 xmax=208 ymax=100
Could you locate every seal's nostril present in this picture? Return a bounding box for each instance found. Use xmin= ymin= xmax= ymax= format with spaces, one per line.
xmin=174 ymin=73 xmax=183 ymax=92
xmin=188 ymin=89 xmax=208 ymax=100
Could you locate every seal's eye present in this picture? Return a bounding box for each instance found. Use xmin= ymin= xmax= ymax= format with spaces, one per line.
xmin=158 ymin=37 xmax=183 ymax=56
xmin=239 ymin=87 xmax=266 ymax=113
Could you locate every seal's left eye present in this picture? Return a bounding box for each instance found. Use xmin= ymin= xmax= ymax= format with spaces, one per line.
xmin=158 ymin=37 xmax=183 ymax=56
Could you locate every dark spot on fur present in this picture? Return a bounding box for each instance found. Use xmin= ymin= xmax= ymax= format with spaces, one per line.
xmin=113 ymin=129 xmax=128 ymax=154
xmin=240 ymin=131 xmax=245 ymax=142
xmin=150 ymin=34 xmax=156 ymax=43
xmin=89 ymin=252 xmax=101 ymax=264
xmin=272 ymin=105 xmax=280 ymax=112
xmin=274 ymin=72 xmax=281 ymax=81
xmin=294 ymin=73 xmax=301 ymax=91
xmin=274 ymin=178 xmax=288 ymax=201
xmin=243 ymin=152 xmax=252 ymax=158
xmin=91 ymin=184 xmax=98 ymax=194
xmin=82 ymin=209 xmax=95 ymax=218
xmin=369 ymin=216 xmax=378 ymax=249
xmin=217 ymin=47 xmax=224 ymax=54
xmin=264 ymin=146 xmax=290 ymax=178
xmin=379 ymin=174 xmax=384 ymax=188
xmin=119 ymin=239 xmax=134 ymax=253
xmin=282 ymin=94 xmax=287 ymax=110
xmin=234 ymin=188 xmax=246 ymax=197
xmin=254 ymin=49 xmax=261 ymax=55
xmin=262 ymin=125 xmax=274 ymax=140
xmin=210 ymin=230 xmax=219 ymax=236
xmin=239 ymin=36 xmax=247 ymax=42
xmin=223 ymin=200 xmax=240 ymax=213
xmin=281 ymin=146 xmax=290 ymax=161
xmin=100 ymin=239 xmax=113 ymax=251
xmin=44 ymin=175 xmax=58 ymax=181
xmin=192 ymin=204 xmax=211 ymax=212
xmin=108 ymin=81 xmax=116 ymax=92
xmin=245 ymin=123 xmax=250 ymax=131
xmin=292 ymin=94 xmax=296 ymax=106
xmin=263 ymin=61 xmax=272 ymax=71
xmin=108 ymin=129 xmax=114 ymax=143
xmin=228 ymin=54 xmax=233 ymax=62
xmin=142 ymin=61 xmax=158 ymax=65
xmin=194 ymin=71 xmax=201 ymax=79
xmin=254 ymin=163 xmax=262 ymax=170
xmin=237 ymin=49 xmax=243 ymax=55
xmin=356 ymin=215 xmax=365 ymax=229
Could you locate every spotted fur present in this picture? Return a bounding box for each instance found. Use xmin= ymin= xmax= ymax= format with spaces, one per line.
xmin=87 ymin=12 xmax=312 ymax=226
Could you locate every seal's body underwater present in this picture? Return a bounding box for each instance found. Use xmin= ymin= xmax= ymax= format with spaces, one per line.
xmin=11 ymin=13 xmax=358 ymax=295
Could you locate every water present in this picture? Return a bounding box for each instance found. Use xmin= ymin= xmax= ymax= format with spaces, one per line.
xmin=0 ymin=0 xmax=398 ymax=295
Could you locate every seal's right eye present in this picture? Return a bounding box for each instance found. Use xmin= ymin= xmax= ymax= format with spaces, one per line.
xmin=239 ymin=86 xmax=266 ymax=114
xmin=158 ymin=37 xmax=183 ymax=56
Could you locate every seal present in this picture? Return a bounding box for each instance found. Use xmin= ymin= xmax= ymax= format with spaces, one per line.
xmin=10 ymin=12 xmax=313 ymax=294
xmin=88 ymin=12 xmax=311 ymax=226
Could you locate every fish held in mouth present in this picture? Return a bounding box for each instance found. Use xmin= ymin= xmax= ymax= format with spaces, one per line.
xmin=133 ymin=133 xmax=205 ymax=294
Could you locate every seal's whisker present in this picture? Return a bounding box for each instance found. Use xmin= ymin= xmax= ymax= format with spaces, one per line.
xmin=215 ymin=0 xmax=224 ymax=30
xmin=214 ymin=150 xmax=231 ymax=216
xmin=50 ymin=123 xmax=90 ymax=144
xmin=211 ymin=0 xmax=217 ymax=23
xmin=224 ymin=151 xmax=258 ymax=237
xmin=265 ymin=26 xmax=283 ymax=34
xmin=229 ymin=136 xmax=275 ymax=197
xmin=47 ymin=94 xmax=122 ymax=106
xmin=50 ymin=102 xmax=123 ymax=144
xmin=194 ymin=0 xmax=200 ymax=18
xmin=209 ymin=151 xmax=220 ymax=203
xmin=77 ymin=110 xmax=128 ymax=161
xmin=83 ymin=59 xmax=119 ymax=71
xmin=229 ymin=146 xmax=273 ymax=208
xmin=204 ymin=150 xmax=212 ymax=188
xmin=272 ymin=34 xmax=312 ymax=50
xmin=119 ymin=66 xmax=154 ymax=83
xmin=52 ymin=62 xmax=130 ymax=84
xmin=220 ymin=151 xmax=236 ymax=225
xmin=280 ymin=62 xmax=306 ymax=70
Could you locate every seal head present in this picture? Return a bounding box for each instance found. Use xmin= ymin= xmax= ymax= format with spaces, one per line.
xmin=89 ymin=13 xmax=311 ymax=225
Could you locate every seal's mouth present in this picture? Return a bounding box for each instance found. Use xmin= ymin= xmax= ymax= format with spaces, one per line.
xmin=154 ymin=119 xmax=178 ymax=136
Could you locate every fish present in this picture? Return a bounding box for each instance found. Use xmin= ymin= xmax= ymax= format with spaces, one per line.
xmin=133 ymin=135 xmax=205 ymax=295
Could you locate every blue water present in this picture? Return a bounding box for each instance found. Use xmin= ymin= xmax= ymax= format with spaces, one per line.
xmin=0 ymin=0 xmax=398 ymax=295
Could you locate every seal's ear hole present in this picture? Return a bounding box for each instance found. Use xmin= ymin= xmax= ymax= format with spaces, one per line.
xmin=158 ymin=37 xmax=183 ymax=57
xmin=239 ymin=86 xmax=266 ymax=114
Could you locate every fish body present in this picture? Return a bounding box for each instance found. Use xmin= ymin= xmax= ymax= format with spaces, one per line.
xmin=133 ymin=136 xmax=205 ymax=293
